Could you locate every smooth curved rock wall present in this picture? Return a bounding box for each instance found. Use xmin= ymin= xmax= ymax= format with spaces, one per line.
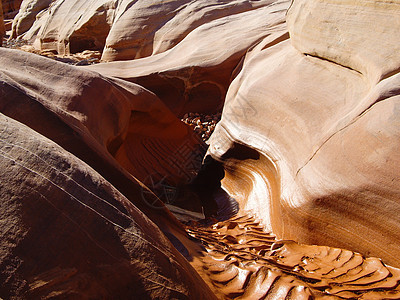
xmin=88 ymin=1 xmax=290 ymax=116
xmin=208 ymin=0 xmax=400 ymax=267
xmin=13 ymin=0 xmax=288 ymax=60
xmin=11 ymin=0 xmax=53 ymax=39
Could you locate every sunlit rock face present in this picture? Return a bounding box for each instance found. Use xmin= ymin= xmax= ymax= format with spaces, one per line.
xmin=2 ymin=0 xmax=400 ymax=298
xmin=10 ymin=0 xmax=53 ymax=39
xmin=100 ymin=0 xmax=278 ymax=61
xmin=12 ymin=0 xmax=287 ymax=60
xmin=209 ymin=0 xmax=400 ymax=267
xmin=87 ymin=0 xmax=290 ymax=116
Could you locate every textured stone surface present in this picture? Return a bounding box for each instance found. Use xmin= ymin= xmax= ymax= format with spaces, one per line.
xmin=0 ymin=47 xmax=203 ymax=188
xmin=1 ymin=0 xmax=22 ymax=18
xmin=0 ymin=112 xmax=215 ymax=299
xmin=10 ymin=0 xmax=52 ymax=38
xmin=101 ymin=0 xmax=279 ymax=61
xmin=209 ymin=0 xmax=400 ymax=267
xmin=88 ymin=1 xmax=289 ymax=115
xmin=13 ymin=0 xmax=288 ymax=60
xmin=2 ymin=0 xmax=400 ymax=297
xmin=0 ymin=0 xmax=5 ymax=39
xmin=0 ymin=47 xmax=216 ymax=299
xmin=287 ymin=0 xmax=400 ymax=83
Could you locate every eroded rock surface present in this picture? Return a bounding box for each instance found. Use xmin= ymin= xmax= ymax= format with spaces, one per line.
xmin=2 ymin=0 xmax=400 ymax=298
xmin=11 ymin=0 xmax=288 ymax=61
xmin=88 ymin=0 xmax=290 ymax=115
xmin=10 ymin=0 xmax=53 ymax=39
xmin=1 ymin=0 xmax=22 ymax=18
xmin=0 ymin=1 xmax=5 ymax=40
xmin=187 ymin=214 xmax=400 ymax=299
xmin=209 ymin=0 xmax=400 ymax=267
xmin=0 ymin=112 xmax=215 ymax=299
xmin=100 ymin=0 xmax=279 ymax=61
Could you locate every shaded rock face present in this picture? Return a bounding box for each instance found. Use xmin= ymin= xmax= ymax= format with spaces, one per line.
xmin=1 ymin=0 xmax=22 ymax=18
xmin=0 ymin=47 xmax=203 ymax=189
xmin=0 ymin=113 xmax=214 ymax=299
xmin=0 ymin=1 xmax=5 ymax=39
xmin=0 ymin=47 xmax=216 ymax=299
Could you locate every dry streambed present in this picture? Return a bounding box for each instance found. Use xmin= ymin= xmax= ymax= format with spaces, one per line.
xmin=186 ymin=214 xmax=400 ymax=299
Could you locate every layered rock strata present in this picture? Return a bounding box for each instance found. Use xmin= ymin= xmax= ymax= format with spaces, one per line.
xmin=209 ymin=0 xmax=400 ymax=267
xmin=0 ymin=46 xmax=217 ymax=298
xmin=11 ymin=0 xmax=286 ymax=60
xmin=0 ymin=112 xmax=215 ymax=299
xmin=1 ymin=0 xmax=400 ymax=298
xmin=88 ymin=0 xmax=290 ymax=116
xmin=10 ymin=0 xmax=53 ymax=39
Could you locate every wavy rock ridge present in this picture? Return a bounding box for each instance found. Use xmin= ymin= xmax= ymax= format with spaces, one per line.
xmin=1 ymin=0 xmax=400 ymax=298
xmin=187 ymin=214 xmax=400 ymax=299
xmin=208 ymin=0 xmax=400 ymax=267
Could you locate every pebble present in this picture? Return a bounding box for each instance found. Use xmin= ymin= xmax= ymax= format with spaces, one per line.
xmin=181 ymin=112 xmax=222 ymax=142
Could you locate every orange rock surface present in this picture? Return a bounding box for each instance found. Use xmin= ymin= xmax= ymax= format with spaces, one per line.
xmin=2 ymin=0 xmax=400 ymax=298
xmin=0 ymin=1 xmax=5 ymax=39
xmin=209 ymin=0 xmax=400 ymax=267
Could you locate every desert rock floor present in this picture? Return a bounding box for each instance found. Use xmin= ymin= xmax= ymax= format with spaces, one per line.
xmin=185 ymin=213 xmax=400 ymax=299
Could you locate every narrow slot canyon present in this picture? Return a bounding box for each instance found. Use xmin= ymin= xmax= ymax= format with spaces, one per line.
xmin=1 ymin=0 xmax=400 ymax=299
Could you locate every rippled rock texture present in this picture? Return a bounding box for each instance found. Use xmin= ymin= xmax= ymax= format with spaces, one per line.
xmin=209 ymin=0 xmax=400 ymax=267
xmin=2 ymin=0 xmax=400 ymax=298
xmin=187 ymin=214 xmax=400 ymax=299
xmin=0 ymin=47 xmax=214 ymax=298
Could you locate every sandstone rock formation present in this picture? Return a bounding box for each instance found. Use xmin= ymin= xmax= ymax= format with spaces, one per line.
xmin=10 ymin=0 xmax=52 ymax=39
xmin=2 ymin=0 xmax=400 ymax=298
xmin=208 ymin=0 xmax=400 ymax=267
xmin=0 ymin=46 xmax=216 ymax=299
xmin=0 ymin=112 xmax=215 ymax=299
xmin=100 ymin=0 xmax=280 ymax=61
xmin=88 ymin=0 xmax=290 ymax=115
xmin=1 ymin=0 xmax=22 ymax=18
xmin=12 ymin=0 xmax=288 ymax=61
xmin=187 ymin=214 xmax=400 ymax=299
xmin=0 ymin=0 xmax=5 ymax=40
